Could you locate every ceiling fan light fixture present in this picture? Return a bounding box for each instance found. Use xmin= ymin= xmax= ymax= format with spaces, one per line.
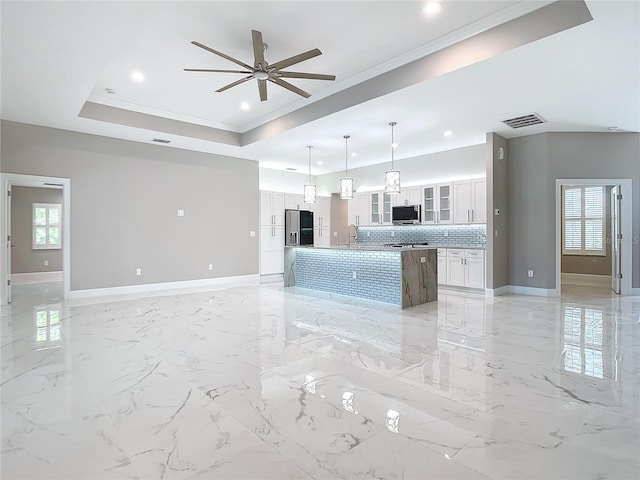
xmin=253 ymin=71 xmax=269 ymax=81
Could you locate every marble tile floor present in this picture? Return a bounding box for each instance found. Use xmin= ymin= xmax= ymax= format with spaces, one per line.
xmin=1 ymin=281 xmax=639 ymax=479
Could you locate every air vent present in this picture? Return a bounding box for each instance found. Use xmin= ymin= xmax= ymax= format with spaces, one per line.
xmin=502 ymin=113 xmax=545 ymax=129
xmin=152 ymin=138 xmax=171 ymax=144
xmin=285 ymin=168 xmax=297 ymax=171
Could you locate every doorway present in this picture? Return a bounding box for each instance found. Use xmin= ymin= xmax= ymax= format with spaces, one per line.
xmin=1 ymin=173 xmax=71 ymax=304
xmin=555 ymin=179 xmax=632 ymax=296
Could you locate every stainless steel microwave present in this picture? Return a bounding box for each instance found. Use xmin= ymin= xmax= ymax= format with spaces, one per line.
xmin=392 ymin=205 xmax=421 ymax=224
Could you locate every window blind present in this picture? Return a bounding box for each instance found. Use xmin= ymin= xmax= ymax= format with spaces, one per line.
xmin=562 ymin=186 xmax=605 ymax=255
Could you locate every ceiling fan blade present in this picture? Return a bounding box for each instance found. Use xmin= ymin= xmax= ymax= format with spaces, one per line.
xmin=252 ymin=30 xmax=266 ymax=69
xmin=276 ymin=71 xmax=336 ymax=81
xmin=215 ymin=75 xmax=253 ymax=93
xmin=269 ymin=48 xmax=322 ymax=71
xmin=258 ymin=79 xmax=267 ymax=102
xmin=191 ymin=41 xmax=253 ymax=70
xmin=184 ymin=68 xmax=252 ymax=74
xmin=269 ymin=77 xmax=311 ymax=98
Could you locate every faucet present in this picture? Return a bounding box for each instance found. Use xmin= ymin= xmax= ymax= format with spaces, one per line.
xmin=347 ymin=224 xmax=357 ymax=247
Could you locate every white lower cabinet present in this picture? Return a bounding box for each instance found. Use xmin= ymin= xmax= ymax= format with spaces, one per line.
xmin=260 ymin=226 xmax=284 ymax=275
xmin=314 ymin=226 xmax=330 ymax=247
xmin=437 ymin=249 xmax=447 ymax=285
xmin=445 ymin=249 xmax=485 ymax=289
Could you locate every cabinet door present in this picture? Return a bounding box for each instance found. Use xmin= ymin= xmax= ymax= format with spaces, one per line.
xmin=260 ymin=191 xmax=273 ymax=225
xmin=465 ymin=257 xmax=485 ymax=288
xmin=370 ymin=192 xmax=380 ymax=224
xmin=407 ymin=186 xmax=422 ymax=206
xmin=272 ymin=192 xmax=285 ymax=225
xmin=471 ymin=179 xmax=486 ymax=223
xmin=447 ymin=256 xmax=466 ymax=286
xmin=382 ymin=192 xmax=393 ymax=224
xmin=393 ymin=190 xmax=408 ymax=207
xmin=453 ymin=181 xmax=471 ymax=224
xmin=317 ymin=197 xmax=330 ymax=227
xmin=423 ymin=185 xmax=436 ymax=223
xmin=437 ymin=183 xmax=453 ymax=224
xmin=270 ymin=226 xmax=284 ymax=273
xmin=314 ymin=226 xmax=331 ymax=247
xmin=437 ymin=250 xmax=447 ymax=285
xmin=285 ymin=193 xmax=303 ymax=210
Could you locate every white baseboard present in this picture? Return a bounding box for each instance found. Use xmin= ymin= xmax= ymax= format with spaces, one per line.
xmin=631 ymin=287 xmax=640 ymax=296
xmin=68 ymin=274 xmax=260 ymax=301
xmin=485 ymin=285 xmax=511 ymax=297
xmin=260 ymin=273 xmax=284 ymax=283
xmin=11 ymin=271 xmax=63 ymax=285
xmin=561 ymin=273 xmax=611 ymax=288
xmin=488 ymin=285 xmax=558 ymax=297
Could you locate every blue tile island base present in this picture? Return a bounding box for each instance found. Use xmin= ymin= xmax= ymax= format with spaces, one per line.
xmin=284 ymin=246 xmax=437 ymax=308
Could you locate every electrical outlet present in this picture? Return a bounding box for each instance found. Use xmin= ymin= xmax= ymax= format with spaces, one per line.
xmin=367 ymin=231 xmax=371 ymax=237
xmin=390 ymin=231 xmax=395 ymax=238
xmin=352 ymin=271 xmax=357 ymax=280
xmin=527 ymin=269 xmax=534 ymax=277
xmin=333 ymin=231 xmax=337 ymax=237
xmin=44 ymin=260 xmax=48 ymax=266
xmin=421 ymin=256 xmax=426 ymax=263
xmin=208 ymin=264 xmax=213 ymax=271
xmin=136 ymin=268 xmax=142 ymax=276
xmin=444 ymin=231 xmax=449 ymax=237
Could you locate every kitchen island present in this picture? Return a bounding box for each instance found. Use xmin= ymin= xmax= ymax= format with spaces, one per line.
xmin=284 ymin=245 xmax=437 ymax=308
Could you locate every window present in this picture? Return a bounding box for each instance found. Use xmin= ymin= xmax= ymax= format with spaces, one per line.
xmin=562 ymin=186 xmax=605 ymax=255
xmin=33 ymin=203 xmax=61 ymax=249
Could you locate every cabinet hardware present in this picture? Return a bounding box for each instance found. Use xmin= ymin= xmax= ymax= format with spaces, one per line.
xmin=467 ymin=210 xmax=470 ymax=222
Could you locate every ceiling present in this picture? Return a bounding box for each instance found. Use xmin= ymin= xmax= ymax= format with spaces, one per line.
xmin=1 ymin=1 xmax=638 ymax=175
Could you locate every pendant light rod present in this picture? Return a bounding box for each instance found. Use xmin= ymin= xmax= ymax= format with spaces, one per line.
xmin=307 ymin=145 xmax=313 ymax=182
xmin=344 ymin=135 xmax=350 ymax=175
xmin=389 ymin=121 xmax=396 ymax=170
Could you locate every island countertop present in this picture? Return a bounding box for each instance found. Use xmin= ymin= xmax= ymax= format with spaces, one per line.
xmin=286 ymin=244 xmax=485 ymax=251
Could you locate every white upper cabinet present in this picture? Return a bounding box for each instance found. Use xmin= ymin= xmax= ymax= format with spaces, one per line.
xmin=422 ymin=183 xmax=453 ymax=224
xmin=369 ymin=191 xmax=393 ymax=225
xmin=348 ymin=192 xmax=369 ymax=226
xmin=284 ymin=193 xmax=305 ymax=211
xmin=453 ymin=178 xmax=486 ymax=224
xmin=260 ymin=191 xmax=285 ymax=226
xmin=393 ymin=186 xmax=422 ymax=207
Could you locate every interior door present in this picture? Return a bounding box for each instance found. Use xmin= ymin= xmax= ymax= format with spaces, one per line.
xmin=6 ymin=183 xmax=11 ymax=303
xmin=611 ymin=185 xmax=621 ymax=294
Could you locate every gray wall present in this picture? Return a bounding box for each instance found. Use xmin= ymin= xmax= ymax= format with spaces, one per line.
xmin=11 ymin=186 xmax=63 ymax=273
xmin=1 ymin=121 xmax=259 ymax=291
xmin=486 ymin=133 xmax=509 ymax=289
xmin=508 ymin=132 xmax=639 ymax=289
xmin=561 ymin=185 xmax=612 ymax=276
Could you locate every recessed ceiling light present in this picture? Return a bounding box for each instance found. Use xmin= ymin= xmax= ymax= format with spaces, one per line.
xmin=607 ymin=126 xmax=619 ymax=131
xmin=423 ymin=1 xmax=442 ymax=15
xmin=352 ymin=152 xmax=357 ymax=157
xmin=444 ymin=130 xmax=453 ymax=137
xmin=285 ymin=167 xmax=297 ymax=171
xmin=104 ymin=88 xmax=117 ymax=94
xmin=240 ymin=102 xmax=250 ymax=111
xmin=317 ymin=161 xmax=323 ymax=165
xmin=392 ymin=142 xmax=398 ymax=148
xmin=130 ymin=71 xmax=145 ymax=83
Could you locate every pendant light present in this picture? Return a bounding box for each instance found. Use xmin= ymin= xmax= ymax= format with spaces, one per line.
xmin=384 ymin=121 xmax=401 ymax=194
xmin=304 ymin=145 xmax=317 ymax=204
xmin=340 ymin=135 xmax=354 ymax=199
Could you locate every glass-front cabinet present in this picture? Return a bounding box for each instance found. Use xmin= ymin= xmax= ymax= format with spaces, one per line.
xmin=370 ymin=191 xmax=393 ymax=224
xmin=423 ymin=183 xmax=453 ymax=224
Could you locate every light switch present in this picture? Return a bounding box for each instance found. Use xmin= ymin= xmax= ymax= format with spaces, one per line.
xmin=136 ymin=268 xmax=142 ymax=276
xmin=333 ymin=231 xmax=337 ymax=237
xmin=177 ymin=209 xmax=185 ymax=217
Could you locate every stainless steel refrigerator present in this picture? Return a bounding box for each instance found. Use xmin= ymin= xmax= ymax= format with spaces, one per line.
xmin=285 ymin=209 xmax=314 ymax=246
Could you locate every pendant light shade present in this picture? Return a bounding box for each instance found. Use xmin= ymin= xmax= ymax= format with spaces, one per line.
xmin=304 ymin=145 xmax=317 ymax=204
xmin=384 ymin=122 xmax=401 ymax=194
xmin=340 ymin=135 xmax=353 ymax=199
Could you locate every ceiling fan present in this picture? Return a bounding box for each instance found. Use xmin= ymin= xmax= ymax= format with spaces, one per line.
xmin=184 ymin=30 xmax=336 ymax=102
